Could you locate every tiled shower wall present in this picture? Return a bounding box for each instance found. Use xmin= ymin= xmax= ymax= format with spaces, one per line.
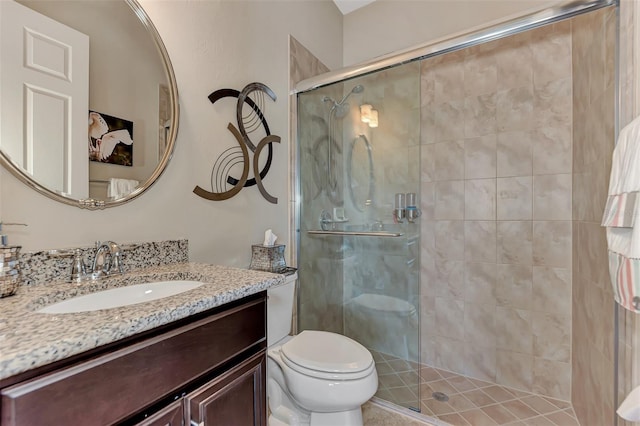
xmin=571 ymin=7 xmax=617 ymax=426
xmin=419 ymin=21 xmax=574 ymax=400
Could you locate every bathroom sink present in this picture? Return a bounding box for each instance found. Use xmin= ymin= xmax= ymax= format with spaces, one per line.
xmin=37 ymin=280 xmax=204 ymax=314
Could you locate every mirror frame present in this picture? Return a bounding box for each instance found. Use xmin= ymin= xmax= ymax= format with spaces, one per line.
xmin=0 ymin=0 xmax=179 ymax=210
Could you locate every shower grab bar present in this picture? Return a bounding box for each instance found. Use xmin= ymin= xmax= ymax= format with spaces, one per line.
xmin=307 ymin=230 xmax=403 ymax=237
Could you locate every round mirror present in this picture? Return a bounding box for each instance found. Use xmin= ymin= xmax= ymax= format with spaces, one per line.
xmin=0 ymin=0 xmax=178 ymax=209
xmin=347 ymin=134 xmax=375 ymax=212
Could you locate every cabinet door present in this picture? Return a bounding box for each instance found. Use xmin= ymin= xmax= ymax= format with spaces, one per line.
xmin=186 ymin=351 xmax=266 ymax=426
xmin=135 ymin=400 xmax=184 ymax=426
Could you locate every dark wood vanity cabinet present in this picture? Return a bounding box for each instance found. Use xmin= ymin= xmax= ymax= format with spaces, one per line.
xmin=185 ymin=350 xmax=265 ymax=426
xmin=0 ymin=292 xmax=267 ymax=426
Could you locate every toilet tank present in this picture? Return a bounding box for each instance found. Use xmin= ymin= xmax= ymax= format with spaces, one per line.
xmin=267 ymin=272 xmax=297 ymax=346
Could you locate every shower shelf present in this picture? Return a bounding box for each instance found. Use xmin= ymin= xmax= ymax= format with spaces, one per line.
xmin=307 ymin=230 xmax=404 ymax=237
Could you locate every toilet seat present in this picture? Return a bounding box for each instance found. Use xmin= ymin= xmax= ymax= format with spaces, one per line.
xmin=279 ymin=330 xmax=374 ymax=380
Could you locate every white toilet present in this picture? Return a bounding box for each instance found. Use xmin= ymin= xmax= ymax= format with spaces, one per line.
xmin=267 ymin=273 xmax=378 ymax=426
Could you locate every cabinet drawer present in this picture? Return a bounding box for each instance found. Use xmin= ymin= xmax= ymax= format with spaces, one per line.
xmin=1 ymin=297 xmax=266 ymax=426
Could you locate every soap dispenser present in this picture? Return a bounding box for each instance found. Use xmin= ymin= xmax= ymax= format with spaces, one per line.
xmin=0 ymin=222 xmax=27 ymax=298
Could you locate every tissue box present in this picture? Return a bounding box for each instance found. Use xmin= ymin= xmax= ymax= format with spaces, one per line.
xmin=250 ymin=244 xmax=286 ymax=273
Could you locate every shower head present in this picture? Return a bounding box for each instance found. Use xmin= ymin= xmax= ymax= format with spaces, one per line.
xmin=322 ymin=85 xmax=365 ymax=118
xmin=337 ymin=84 xmax=365 ymax=105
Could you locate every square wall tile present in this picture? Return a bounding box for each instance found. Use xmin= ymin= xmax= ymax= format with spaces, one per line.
xmin=466 ymin=179 xmax=496 ymax=220
xmin=497 ymin=86 xmax=534 ymax=133
xmin=464 ymin=302 xmax=497 ymax=347
xmin=465 ymin=94 xmax=497 ymax=137
xmin=465 ymin=221 xmax=497 ymax=262
xmin=532 ymin=125 xmax=572 ymax=175
xmin=435 ymin=220 xmax=465 ymax=261
xmin=464 ymin=342 xmax=497 ymax=382
xmin=532 ymin=311 xmax=571 ymax=362
xmin=497 ymin=264 xmax=533 ymax=310
xmin=435 ymin=101 xmax=466 ymax=142
xmin=465 ymin=134 xmax=497 ymax=179
xmin=532 ymin=20 xmax=572 ymax=87
xmin=435 ymin=260 xmax=465 ymax=300
xmin=496 ymin=350 xmax=533 ymax=391
xmin=465 ymin=262 xmax=497 ymax=305
xmin=496 ymin=34 xmax=533 ymax=91
xmin=435 ymin=297 xmax=465 ymax=340
xmin=497 ymin=130 xmax=533 ymax=177
xmin=533 ymin=174 xmax=572 ymax=220
xmin=434 ymin=335 xmax=466 ymax=373
xmin=496 ymin=306 xmax=533 ymax=353
xmin=464 ymin=51 xmax=498 ymax=97
xmin=533 ymin=358 xmax=571 ymax=400
xmin=532 ymin=266 xmax=571 ymax=318
xmin=534 ymin=78 xmax=572 ymax=128
xmin=434 ymin=140 xmax=465 ymax=180
xmin=497 ymin=176 xmax=533 ymax=220
xmin=533 ymin=221 xmax=572 ymax=267
xmin=497 ymin=221 xmax=533 ymax=265
xmin=434 ymin=57 xmax=465 ymax=103
xmin=435 ymin=180 xmax=465 ymax=220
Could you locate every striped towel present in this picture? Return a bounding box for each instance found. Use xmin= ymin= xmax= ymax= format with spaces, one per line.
xmin=602 ymin=115 xmax=640 ymax=313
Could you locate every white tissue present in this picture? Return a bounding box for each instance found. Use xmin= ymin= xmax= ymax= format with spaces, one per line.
xmin=264 ymin=229 xmax=278 ymax=246
xmin=618 ymin=385 xmax=640 ymax=421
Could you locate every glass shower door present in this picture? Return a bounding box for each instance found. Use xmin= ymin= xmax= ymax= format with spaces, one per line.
xmin=297 ymin=62 xmax=422 ymax=411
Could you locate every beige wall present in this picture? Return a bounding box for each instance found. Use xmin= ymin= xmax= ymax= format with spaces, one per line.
xmin=1 ymin=0 xmax=343 ymax=267
xmin=343 ymin=0 xmax=562 ymax=66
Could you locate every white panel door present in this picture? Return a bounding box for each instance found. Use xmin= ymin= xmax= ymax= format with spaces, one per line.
xmin=0 ymin=0 xmax=89 ymax=198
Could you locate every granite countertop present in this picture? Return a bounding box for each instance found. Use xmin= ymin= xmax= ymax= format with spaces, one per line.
xmin=0 ymin=262 xmax=284 ymax=381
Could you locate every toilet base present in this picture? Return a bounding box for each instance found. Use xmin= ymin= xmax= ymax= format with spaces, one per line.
xmin=310 ymin=408 xmax=363 ymax=426
xmin=268 ymin=407 xmax=363 ymax=426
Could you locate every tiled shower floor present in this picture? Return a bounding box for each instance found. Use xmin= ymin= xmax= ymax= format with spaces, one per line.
xmin=371 ymin=350 xmax=579 ymax=426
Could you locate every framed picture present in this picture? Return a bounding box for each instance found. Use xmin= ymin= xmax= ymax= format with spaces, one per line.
xmin=88 ymin=111 xmax=133 ymax=166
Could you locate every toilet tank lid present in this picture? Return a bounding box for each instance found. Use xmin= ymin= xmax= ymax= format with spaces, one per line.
xmin=281 ymin=330 xmax=373 ymax=374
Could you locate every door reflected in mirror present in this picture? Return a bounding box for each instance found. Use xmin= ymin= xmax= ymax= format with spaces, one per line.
xmin=0 ymin=0 xmax=178 ymax=209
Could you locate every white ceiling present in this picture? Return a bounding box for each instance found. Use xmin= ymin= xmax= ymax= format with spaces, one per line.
xmin=333 ymin=0 xmax=376 ymax=15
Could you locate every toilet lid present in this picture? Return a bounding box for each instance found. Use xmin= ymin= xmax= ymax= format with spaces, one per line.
xmin=281 ymin=330 xmax=373 ymax=374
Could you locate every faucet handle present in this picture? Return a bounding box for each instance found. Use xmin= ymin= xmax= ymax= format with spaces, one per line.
xmin=110 ymin=253 xmax=124 ymax=274
xmin=104 ymin=241 xmax=123 ymax=275
xmin=70 ymin=249 xmax=87 ymax=282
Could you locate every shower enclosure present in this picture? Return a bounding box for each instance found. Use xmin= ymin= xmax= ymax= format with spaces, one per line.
xmin=296 ymin=64 xmax=422 ymax=410
xmin=295 ymin=1 xmax=617 ymax=424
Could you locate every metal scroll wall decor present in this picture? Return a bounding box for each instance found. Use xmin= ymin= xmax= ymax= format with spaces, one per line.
xmin=193 ymin=82 xmax=281 ymax=203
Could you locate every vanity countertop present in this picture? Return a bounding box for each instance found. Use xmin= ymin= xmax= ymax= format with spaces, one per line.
xmin=0 ymin=262 xmax=284 ymax=381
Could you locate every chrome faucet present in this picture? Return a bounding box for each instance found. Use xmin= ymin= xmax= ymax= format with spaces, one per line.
xmin=91 ymin=241 xmax=123 ymax=279
xmin=55 ymin=241 xmax=124 ymax=282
